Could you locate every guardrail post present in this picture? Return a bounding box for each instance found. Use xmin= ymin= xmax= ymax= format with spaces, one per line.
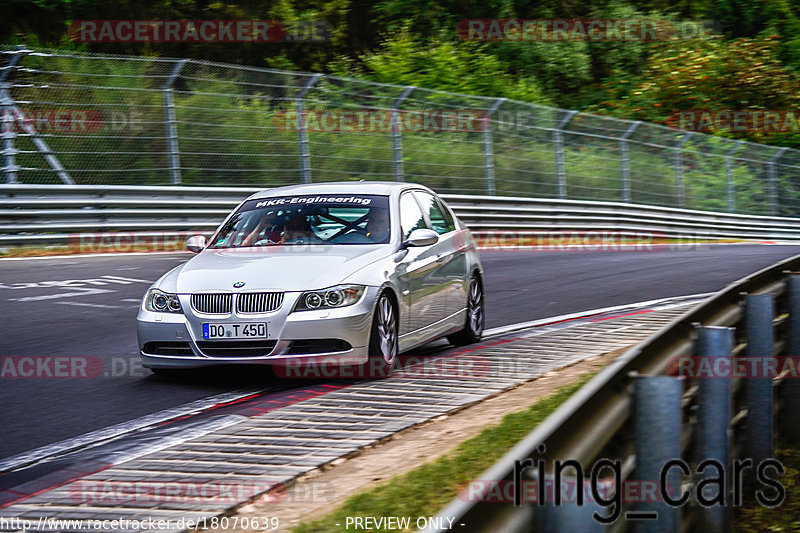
xmin=744 ymin=294 xmax=774 ymax=466
xmin=633 ymin=374 xmax=683 ymax=533
xmin=725 ymin=141 xmax=743 ymax=213
xmin=481 ymin=98 xmax=505 ymax=195
xmin=695 ymin=325 xmax=734 ymax=533
xmin=1 ymin=47 xmax=28 ymax=184
xmin=537 ymin=485 xmax=606 ymax=533
xmin=391 ymin=86 xmax=414 ymax=182
xmin=296 ymin=74 xmax=322 ymax=184
xmin=785 ymin=274 xmax=800 ymax=444
xmin=674 ymin=132 xmax=694 ymax=208
xmin=162 ymin=59 xmax=187 ymax=185
xmin=767 ymin=147 xmax=787 ymax=216
xmin=554 ymin=110 xmax=577 ymax=200
xmin=619 ymin=121 xmax=640 ymax=203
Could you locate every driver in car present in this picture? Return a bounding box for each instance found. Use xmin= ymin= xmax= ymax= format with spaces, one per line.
xmin=365 ymin=208 xmax=391 ymax=243
xmin=240 ymin=211 xmax=281 ymax=247
xmin=282 ymin=213 xmax=316 ymax=243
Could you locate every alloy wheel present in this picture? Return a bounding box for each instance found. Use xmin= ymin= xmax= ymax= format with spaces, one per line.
xmin=377 ymin=295 xmax=397 ymax=364
xmin=468 ymin=278 xmax=484 ymax=337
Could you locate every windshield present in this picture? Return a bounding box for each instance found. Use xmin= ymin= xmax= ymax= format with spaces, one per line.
xmin=209 ymin=194 xmax=391 ymax=248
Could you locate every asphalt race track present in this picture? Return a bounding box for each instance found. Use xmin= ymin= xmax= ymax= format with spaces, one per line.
xmin=2 ymin=244 xmax=800 ymax=460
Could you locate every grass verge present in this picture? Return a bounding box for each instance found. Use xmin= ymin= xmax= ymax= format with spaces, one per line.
xmin=0 ymin=244 xmax=187 ymax=258
xmin=291 ymin=374 xmax=593 ymax=533
xmin=734 ymin=446 xmax=800 ymax=532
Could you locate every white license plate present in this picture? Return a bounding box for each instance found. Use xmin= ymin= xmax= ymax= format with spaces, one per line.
xmin=202 ymin=323 xmax=267 ymax=339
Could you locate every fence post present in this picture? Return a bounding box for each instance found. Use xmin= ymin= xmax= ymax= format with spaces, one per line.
xmin=391 ymin=86 xmax=414 ymax=182
xmin=482 ymin=98 xmax=505 ymax=195
xmin=553 ymin=110 xmax=577 ymax=200
xmin=1 ymin=48 xmax=73 ymax=185
xmin=725 ymin=141 xmax=743 ymax=213
xmin=162 ymin=59 xmax=187 ymax=185
xmin=1 ymin=46 xmax=29 ymax=184
xmin=1 ymin=89 xmax=17 ymax=184
xmin=744 ymin=293 xmax=774 ymax=467
xmin=296 ymin=74 xmax=322 ymax=184
xmin=633 ymin=374 xmax=683 ymax=533
xmin=785 ymin=274 xmax=800 ymax=444
xmin=695 ymin=325 xmax=734 ymax=533
xmin=674 ymin=132 xmax=694 ymax=208
xmin=767 ymin=147 xmax=787 ymax=216
xmin=619 ymin=121 xmax=640 ymax=203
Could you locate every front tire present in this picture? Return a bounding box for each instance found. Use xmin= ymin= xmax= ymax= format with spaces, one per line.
xmin=447 ymin=274 xmax=485 ymax=346
xmin=362 ymin=292 xmax=398 ymax=378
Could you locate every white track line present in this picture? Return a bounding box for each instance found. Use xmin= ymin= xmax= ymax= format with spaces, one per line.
xmin=55 ymin=301 xmax=121 ymax=309
xmin=483 ymin=292 xmax=713 ymax=338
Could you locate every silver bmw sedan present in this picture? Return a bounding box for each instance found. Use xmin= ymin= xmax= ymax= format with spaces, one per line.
xmin=137 ymin=182 xmax=485 ymax=378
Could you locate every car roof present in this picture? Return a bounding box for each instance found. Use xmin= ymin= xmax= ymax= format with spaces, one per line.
xmin=246 ymin=181 xmax=431 ymax=200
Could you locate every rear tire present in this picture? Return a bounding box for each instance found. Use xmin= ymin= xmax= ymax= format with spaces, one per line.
xmin=447 ymin=274 xmax=485 ymax=346
xmin=361 ymin=292 xmax=398 ymax=379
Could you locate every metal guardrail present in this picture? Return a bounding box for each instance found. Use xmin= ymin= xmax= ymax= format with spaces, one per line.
xmin=423 ymin=255 xmax=800 ymax=532
xmin=3 ymin=185 xmax=800 ymax=246
xmin=0 ymin=184 xmax=257 ymax=245
xmin=3 ymin=46 xmax=800 ymax=217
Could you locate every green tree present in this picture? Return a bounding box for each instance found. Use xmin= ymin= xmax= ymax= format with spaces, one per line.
xmin=330 ymin=29 xmax=551 ymax=104
xmin=590 ymin=36 xmax=800 ymax=147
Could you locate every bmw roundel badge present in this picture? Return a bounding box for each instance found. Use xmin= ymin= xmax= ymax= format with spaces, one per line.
xmin=233 ymin=281 xmax=245 ymax=288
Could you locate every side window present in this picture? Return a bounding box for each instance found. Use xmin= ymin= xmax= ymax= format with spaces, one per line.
xmin=437 ymin=199 xmax=457 ymax=233
xmin=399 ymin=193 xmax=427 ymax=240
xmin=415 ymin=192 xmax=454 ymax=235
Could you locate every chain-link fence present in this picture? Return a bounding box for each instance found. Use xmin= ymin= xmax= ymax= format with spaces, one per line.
xmin=2 ymin=45 xmax=800 ymax=216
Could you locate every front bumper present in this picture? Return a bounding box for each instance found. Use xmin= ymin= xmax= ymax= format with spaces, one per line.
xmin=136 ymin=287 xmax=378 ymax=369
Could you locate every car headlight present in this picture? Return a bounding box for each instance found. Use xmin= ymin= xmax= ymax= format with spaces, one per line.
xmin=144 ymin=289 xmax=182 ymax=313
xmin=294 ymin=285 xmax=365 ymax=312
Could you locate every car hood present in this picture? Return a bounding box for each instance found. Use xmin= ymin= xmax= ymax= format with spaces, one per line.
xmin=163 ymin=245 xmax=391 ymax=293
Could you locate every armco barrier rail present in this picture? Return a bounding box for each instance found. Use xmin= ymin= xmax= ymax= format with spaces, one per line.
xmin=3 ymin=184 xmax=800 ymax=247
xmin=3 ymin=46 xmax=800 ymax=217
xmin=423 ymin=255 xmax=800 ymax=532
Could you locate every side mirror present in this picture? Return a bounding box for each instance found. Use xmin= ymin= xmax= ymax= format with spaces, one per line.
xmin=404 ymin=228 xmax=439 ymax=247
xmin=186 ymin=235 xmax=207 ymax=253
